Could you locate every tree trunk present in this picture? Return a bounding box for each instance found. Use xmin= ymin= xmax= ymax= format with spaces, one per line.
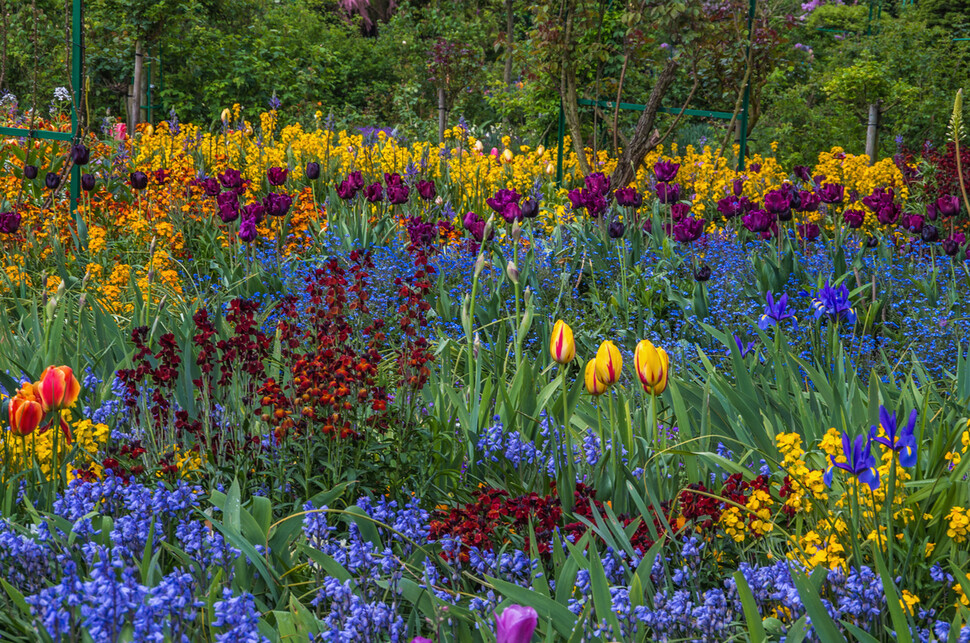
xmin=130 ymin=40 xmax=144 ymax=133
xmin=438 ymin=87 xmax=447 ymax=144
xmin=560 ymin=2 xmax=590 ymax=176
xmin=865 ymin=100 xmax=881 ymax=165
xmin=609 ymin=57 xmax=679 ymax=190
xmin=503 ymin=0 xmax=514 ymax=86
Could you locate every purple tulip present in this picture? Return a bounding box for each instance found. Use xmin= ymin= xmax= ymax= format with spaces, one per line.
xmin=608 ymin=218 xmax=625 ymax=239
xmin=797 ymin=191 xmax=821 ymax=213
xmin=305 ymin=162 xmax=320 ymax=180
xmin=45 ymin=172 xmax=61 ymax=190
xmin=200 ymin=177 xmax=221 ymax=197
xmin=695 ymin=264 xmax=712 ymax=282
xmin=363 ymin=182 xmax=384 ymax=203
xmin=336 ymin=180 xmax=357 ymax=200
xmin=921 ymin=224 xmax=939 ymax=242
xmin=763 ymin=189 xmax=791 ymax=220
xmin=842 ymin=209 xmax=865 ymax=229
xmin=936 ymin=195 xmax=960 ymax=218
xmin=655 ymin=182 xmax=680 ymax=205
xmin=817 ymin=183 xmax=844 ymax=204
xmin=263 ymin=192 xmax=292 ymax=217
xmin=0 ymin=210 xmax=22 ymax=234
xmin=520 ymin=197 xmax=539 ymax=219
xmin=876 ymin=205 xmax=900 ymax=226
xmin=797 ymin=222 xmax=820 ymax=241
xmin=23 ymin=165 xmax=38 ymax=180
xmin=567 ymin=188 xmax=586 ymax=212
xmin=219 ymin=169 xmax=243 ymax=190
xmin=717 ymin=196 xmax=742 ymax=219
xmin=242 ymin=202 xmax=266 ymax=225
xmin=80 ymin=173 xmax=96 ymax=192
xmin=902 ymin=213 xmax=925 ymax=234
xmin=71 ymin=144 xmax=90 ymax=166
xmin=793 ymin=165 xmax=811 ymax=183
xmin=943 ymin=233 xmax=966 ymax=256
xmin=387 ymin=183 xmax=410 ymax=205
xmin=495 ymin=604 xmax=538 ymax=643
xmin=267 ymin=166 xmax=289 ymax=186
xmin=733 ymin=178 xmax=745 ymax=197
xmin=417 ymin=180 xmax=437 ymax=201
xmin=238 ymin=217 xmax=258 ymax=242
xmin=217 ymin=191 xmax=240 ymax=223
xmin=671 ymin=202 xmax=691 ymax=223
xmin=584 ymin=172 xmax=611 ymax=197
xmin=348 ymin=171 xmax=365 ymax=190
xmin=927 ymin=202 xmax=938 ymax=221
xmin=614 ymin=187 xmax=642 ymax=208
xmin=748 ymin=163 xmax=762 ymax=173
xmin=410 ymin=638 xmax=434 ymax=643
xmin=384 ymin=172 xmax=404 ymax=187
xmin=673 ymin=217 xmax=705 ymax=243
xmin=813 ymin=174 xmax=826 ymax=187
xmin=742 ymin=209 xmax=773 ymax=233
xmin=653 ymin=160 xmax=680 ymax=183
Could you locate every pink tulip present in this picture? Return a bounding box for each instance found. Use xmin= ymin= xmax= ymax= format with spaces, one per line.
xmin=495 ymin=604 xmax=537 ymax=643
xmin=490 ymin=147 xmax=499 ymax=158
xmin=112 ymin=122 xmax=127 ymax=141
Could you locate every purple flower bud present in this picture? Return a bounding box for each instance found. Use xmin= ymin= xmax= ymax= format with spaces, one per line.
xmin=305 ymin=162 xmax=320 ymax=180
xmin=732 ymin=178 xmax=745 ymax=197
xmin=902 ymin=213 xmax=924 ymax=233
xmin=495 ymin=605 xmax=538 ymax=643
xmin=80 ymin=173 xmax=96 ymax=192
xmin=71 ymin=144 xmax=90 ymax=166
xmin=927 ymin=202 xmax=938 ymax=221
xmin=717 ymin=196 xmax=741 ymax=219
xmin=607 ymin=218 xmax=625 ymax=239
xmin=45 ymin=172 xmax=61 ymax=190
xmin=695 ymin=264 xmax=712 ymax=281
xmin=129 ymin=171 xmax=148 ymax=190
xmin=267 ymin=166 xmax=289 ymax=186
xmin=520 ymin=197 xmax=539 ymax=219
xmin=23 ymin=165 xmax=38 ymax=180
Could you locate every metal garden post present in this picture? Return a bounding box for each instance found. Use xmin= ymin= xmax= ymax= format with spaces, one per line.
xmin=556 ymin=100 xmax=565 ymax=186
xmin=737 ymin=0 xmax=756 ymax=172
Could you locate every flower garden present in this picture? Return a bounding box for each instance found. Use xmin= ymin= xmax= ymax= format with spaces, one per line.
xmin=2 ymin=98 xmax=970 ymax=643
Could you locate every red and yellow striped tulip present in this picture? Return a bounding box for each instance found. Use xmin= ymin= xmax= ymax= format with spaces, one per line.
xmin=9 ymin=395 xmax=44 ymax=437
xmin=594 ymin=340 xmax=622 ymax=386
xmin=37 ymin=366 xmax=81 ymax=413
xmin=634 ymin=340 xmax=669 ymax=395
xmin=550 ymin=320 xmax=576 ymax=365
xmin=584 ymin=360 xmax=609 ymax=396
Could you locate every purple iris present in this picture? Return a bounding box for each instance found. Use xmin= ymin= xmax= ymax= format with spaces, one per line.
xmin=869 ymin=406 xmax=918 ymax=468
xmin=808 ymin=281 xmax=856 ymax=324
xmin=824 ymin=433 xmax=880 ymax=490
xmin=654 ymin=160 xmax=680 ymax=183
xmin=733 ymin=335 xmax=756 ymax=358
xmin=758 ymin=292 xmax=796 ymax=330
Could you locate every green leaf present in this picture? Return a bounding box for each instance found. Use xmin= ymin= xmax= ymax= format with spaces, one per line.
xmin=733 ymin=570 xmax=766 ymax=642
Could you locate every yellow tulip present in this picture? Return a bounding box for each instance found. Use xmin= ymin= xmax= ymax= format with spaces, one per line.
xmin=594 ymin=340 xmax=622 ymax=386
xmin=634 ymin=340 xmax=669 ymax=395
xmin=550 ymin=320 xmax=576 ymax=365
xmin=501 ymin=148 xmax=514 ymax=163
xmin=584 ymin=359 xmax=608 ymax=395
xmin=221 ymin=108 xmax=231 ymax=123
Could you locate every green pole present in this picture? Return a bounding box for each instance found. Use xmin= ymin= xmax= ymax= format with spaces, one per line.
xmin=146 ymin=45 xmax=152 ymax=125
xmin=737 ymin=0 xmax=755 ymax=172
xmin=70 ymin=0 xmax=83 ymax=215
xmin=556 ymin=100 xmax=565 ymax=186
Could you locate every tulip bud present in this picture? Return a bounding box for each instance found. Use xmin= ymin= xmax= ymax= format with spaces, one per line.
xmin=502 ymin=149 xmax=514 ymax=163
xmin=511 ymin=221 xmax=522 ymax=241
xmin=71 ymin=144 xmax=90 ymax=166
xmin=474 ymin=253 xmax=486 ymax=279
xmin=584 ymin=359 xmax=609 ymax=396
xmin=694 ymin=265 xmax=712 ymax=282
xmin=634 ymin=340 xmax=670 ymax=395
xmin=9 ymin=395 xmax=44 ymax=437
xmin=473 ymin=333 xmax=481 ymax=358
xmin=23 ymin=165 xmax=38 ymax=180
xmin=483 ymin=215 xmax=495 ymax=242
xmin=473 ymin=140 xmax=484 ymax=153
xmin=130 ymin=171 xmax=148 ymax=190
xmin=506 ymin=260 xmax=519 ymax=284
xmin=594 ymin=340 xmax=622 ymax=386
xmin=45 ymin=172 xmax=61 ymax=190
xmin=221 ymin=108 xmax=231 ymax=123
xmin=305 ymin=162 xmax=321 ymax=180
xmin=81 ymin=173 xmax=96 ymax=191
xmin=545 ymin=163 xmax=554 ymax=175
xmin=536 ymin=145 xmax=545 ymax=157
xmin=37 ymin=365 xmax=81 ymax=413
xmin=550 ymin=320 xmax=576 ymax=364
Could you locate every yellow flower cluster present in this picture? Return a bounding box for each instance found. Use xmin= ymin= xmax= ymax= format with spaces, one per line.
xmin=776 ymin=432 xmax=828 ymax=514
xmin=720 ymin=506 xmax=746 ymax=543
xmin=1 ymin=415 xmax=109 ymax=481
xmin=945 ymin=506 xmax=969 ymax=543
xmin=789 ymin=528 xmax=847 ymax=570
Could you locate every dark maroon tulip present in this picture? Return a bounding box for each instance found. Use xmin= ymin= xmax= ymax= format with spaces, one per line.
xmin=387 ymin=183 xmax=410 ymax=205
xmin=655 ymin=182 xmax=680 ymax=205
xmin=363 ymin=182 xmax=384 ymax=203
xmin=742 ymin=209 xmax=773 ymax=233
xmin=797 ymin=223 xmax=820 ymax=241
xmin=671 ymin=202 xmax=691 ymax=223
xmin=267 ymin=166 xmax=288 ymax=186
xmin=764 ymin=190 xmax=791 ymax=222
xmin=614 ymin=187 xmax=642 ymax=208
xmin=813 ymin=174 xmax=826 ymax=186
xmin=583 ymin=194 xmax=608 ymax=218
xmin=673 ymin=217 xmax=705 ymax=243
xmin=732 ymin=178 xmax=745 ymax=197
xmin=238 ymin=217 xmax=258 ymax=242
xmin=921 ymin=224 xmax=939 ymax=242
xmin=943 ymin=233 xmax=966 ymax=256
xmin=717 ymin=196 xmax=742 ymax=219
xmin=642 ymin=219 xmax=653 ymax=234
xmin=843 ymin=209 xmax=865 ymax=229
xmin=607 ymin=218 xmax=625 ymax=239
xmin=653 ymin=160 xmax=680 ymax=183
xmin=336 ymin=180 xmax=357 ymax=200
xmin=416 ymin=180 xmax=436 ymax=201
xmin=936 ymin=195 xmax=960 ymax=218
xmin=520 ymin=197 xmax=539 ymax=219
xmin=349 ymin=171 xmax=364 ymax=190
xmin=695 ymin=265 xmax=712 ymax=282
xmin=219 ymin=169 xmax=243 ymax=190
xmin=748 ymin=163 xmax=762 ymax=173
xmin=817 ymin=183 xmax=844 ymax=204
xmin=0 ymin=210 xmax=22 ymax=234
xmin=263 ymin=192 xmax=292 ymax=217
xmin=217 ymin=191 xmax=240 ymax=223
xmin=585 ymin=172 xmax=611 ymax=196
xmin=129 ymin=171 xmax=148 ymax=190
xmin=793 ymin=165 xmax=811 ymax=183
xmin=876 ymin=205 xmax=900 ymax=226
xmin=927 ymin=203 xmax=938 ymax=221
xmin=384 ymin=172 xmax=404 ymax=187
xmin=305 ymin=162 xmax=320 ymax=180
xmin=71 ymin=144 xmax=90 ymax=166
xmin=567 ymin=188 xmax=586 ymax=211
xmin=242 ymin=202 xmax=265 ymax=225
xmin=902 ymin=213 xmax=924 ymax=234
xmin=201 ymin=178 xmax=221 ymax=197
xmin=45 ymin=172 xmax=61 ymax=190
xmin=798 ymin=191 xmax=821 ymax=212
xmin=23 ymin=165 xmax=38 ymax=180
xmin=80 ymin=173 xmax=96 ymax=192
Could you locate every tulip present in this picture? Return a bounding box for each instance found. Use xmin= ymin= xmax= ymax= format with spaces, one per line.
xmin=866 ymin=236 xmax=879 ymax=249
xmin=594 ymin=340 xmax=622 ymax=386
xmin=129 ymin=171 xmax=148 ymax=190
xmin=410 ymin=638 xmax=433 ymax=643
xmin=749 ymin=163 xmax=762 ymax=173
xmin=200 ymin=177 xmax=220 ymax=197
xmin=363 ymin=183 xmax=384 ymax=203
xmin=741 ymin=209 xmax=773 ymax=233
xmin=584 ymin=172 xmax=611 ymax=197
xmin=673 ymin=217 xmax=705 ymax=244
xmin=112 ymin=122 xmax=127 ymax=141
xmin=732 ymin=178 xmax=745 ymax=197
xmin=81 ymin=173 xmax=97 ymax=192
xmin=763 ymin=189 xmax=791 ymax=216
xmin=797 ymin=223 xmax=820 ymax=242
xmin=37 ymin=366 xmax=81 ymax=413
xmin=220 ymin=108 xmax=232 ymax=123
xmin=305 ymin=162 xmax=320 ymax=180
xmin=655 ymin=182 xmax=680 ymax=205
xmin=23 ymin=164 xmax=38 ymax=180
xmin=417 ymin=180 xmax=436 ymax=201
xmin=336 ymin=180 xmax=358 ymax=200
xmin=217 ymin=191 xmax=240 ymax=223
xmin=634 ymin=340 xmax=669 ymax=395
xmin=936 ymin=195 xmax=960 ymax=218
xmin=920 ymin=223 xmax=939 ymax=242
xmin=71 ymin=144 xmax=90 ymax=166
xmin=348 ymin=171 xmax=365 ymax=190
xmin=671 ymin=202 xmax=691 ymax=223
xmin=608 ymin=218 xmax=625 ymax=239
xmin=242 ymin=202 xmax=266 ymax=225
xmin=614 ymin=186 xmax=643 ymax=208
xmin=267 ymin=166 xmax=289 ymax=186
xmin=694 ymin=265 xmax=712 ymax=282
xmin=501 ymin=148 xmax=513 ymax=163
xmin=9 ymin=395 xmax=44 ymax=437
xmin=238 ymin=217 xmax=258 ymax=242
xmin=495 ymin=604 xmax=537 ymax=643
xmin=653 ymin=160 xmax=680 ymax=183
xmin=793 ymin=165 xmax=812 ymax=183
xmin=154 ymin=169 xmax=170 ymax=186
xmin=0 ymin=210 xmax=21 ymax=234
xmin=550 ymin=320 xmax=576 ymax=365
xmin=584 ymin=360 xmax=608 ymax=395
xmin=817 ymin=183 xmax=844 ymax=204
xmin=387 ymin=183 xmax=410 ymax=205
xmin=262 ymin=192 xmax=292 ymax=218
xmin=45 ymin=172 xmax=61 ymax=190
xmin=218 ymin=168 xmax=243 ymax=190
xmin=520 ymin=197 xmax=539 ymax=219
xmin=842 ymin=209 xmax=865 ymax=229
xmin=505 ymin=260 xmax=519 ymax=284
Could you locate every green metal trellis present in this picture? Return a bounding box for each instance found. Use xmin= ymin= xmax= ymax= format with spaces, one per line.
xmin=0 ymin=0 xmax=83 ymax=214
xmin=555 ymin=0 xmax=758 ymax=184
